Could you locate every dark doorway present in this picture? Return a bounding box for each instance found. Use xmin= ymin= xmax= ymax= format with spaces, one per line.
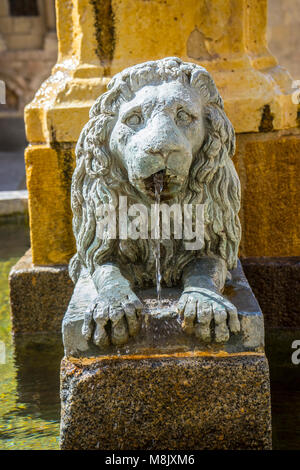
xmin=9 ymin=0 xmax=39 ymax=17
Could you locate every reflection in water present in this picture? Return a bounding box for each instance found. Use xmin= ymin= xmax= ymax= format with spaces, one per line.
xmin=14 ymin=335 xmax=62 ymax=422
xmin=0 ymin=222 xmax=61 ymax=450
xmin=0 ymin=222 xmax=299 ymax=449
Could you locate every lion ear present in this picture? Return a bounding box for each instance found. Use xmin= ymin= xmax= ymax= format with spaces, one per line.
xmin=190 ymin=69 xmax=223 ymax=108
xmin=75 ymin=116 xmax=111 ymax=179
xmin=84 ymin=145 xmax=111 ymax=179
xmin=191 ymin=68 xmax=236 ymax=160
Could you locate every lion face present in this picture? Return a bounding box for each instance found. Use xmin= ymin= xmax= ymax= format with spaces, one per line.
xmin=70 ymin=58 xmax=241 ymax=286
xmin=109 ymin=81 xmax=205 ymax=201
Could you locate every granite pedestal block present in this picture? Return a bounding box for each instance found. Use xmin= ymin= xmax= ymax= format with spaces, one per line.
xmin=60 ymin=261 xmax=272 ymax=450
xmin=60 ymin=352 xmax=272 ymax=450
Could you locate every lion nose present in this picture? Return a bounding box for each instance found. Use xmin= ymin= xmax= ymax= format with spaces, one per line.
xmin=148 ymin=149 xmax=173 ymax=161
xmin=146 ymin=114 xmax=183 ymax=161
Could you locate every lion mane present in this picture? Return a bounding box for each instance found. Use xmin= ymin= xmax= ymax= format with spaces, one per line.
xmin=69 ymin=57 xmax=241 ymax=288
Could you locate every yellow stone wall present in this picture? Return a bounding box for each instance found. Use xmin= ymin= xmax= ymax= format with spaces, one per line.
xmin=234 ymin=130 xmax=300 ymax=258
xmin=25 ymin=145 xmax=76 ymax=265
xmin=24 ymin=0 xmax=300 ymax=266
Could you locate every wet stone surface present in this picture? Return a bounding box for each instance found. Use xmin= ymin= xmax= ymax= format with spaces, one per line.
xmin=63 ymin=260 xmax=265 ymax=357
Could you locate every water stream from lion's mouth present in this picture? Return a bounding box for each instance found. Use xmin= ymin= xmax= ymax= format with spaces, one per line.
xmin=153 ymin=172 xmax=164 ymax=304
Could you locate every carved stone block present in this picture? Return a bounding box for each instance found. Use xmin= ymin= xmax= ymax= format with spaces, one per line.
xmin=60 ymin=352 xmax=272 ymax=450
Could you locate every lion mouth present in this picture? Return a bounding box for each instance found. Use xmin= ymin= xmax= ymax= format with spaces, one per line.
xmin=143 ymin=169 xmax=180 ymax=200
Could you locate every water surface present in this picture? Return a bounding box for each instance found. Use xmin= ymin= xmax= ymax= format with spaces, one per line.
xmin=0 ymin=221 xmax=61 ymax=450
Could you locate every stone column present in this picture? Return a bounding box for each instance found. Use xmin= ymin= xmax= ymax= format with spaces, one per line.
xmin=9 ymin=0 xmax=300 ymax=334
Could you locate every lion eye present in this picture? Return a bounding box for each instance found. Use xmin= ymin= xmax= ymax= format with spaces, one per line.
xmin=125 ymin=113 xmax=142 ymax=126
xmin=176 ymin=109 xmax=193 ymax=124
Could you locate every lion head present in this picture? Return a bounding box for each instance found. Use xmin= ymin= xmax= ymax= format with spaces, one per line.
xmin=69 ymin=57 xmax=241 ymax=288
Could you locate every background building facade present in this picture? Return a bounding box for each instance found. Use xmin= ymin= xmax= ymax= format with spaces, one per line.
xmin=0 ymin=0 xmax=56 ymax=115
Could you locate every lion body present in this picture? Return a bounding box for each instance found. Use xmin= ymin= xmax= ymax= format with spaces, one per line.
xmin=69 ymin=58 xmax=241 ymax=289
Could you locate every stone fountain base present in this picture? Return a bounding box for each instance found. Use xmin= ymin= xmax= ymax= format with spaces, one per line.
xmin=60 ymin=261 xmax=272 ymax=450
xmin=62 ymin=260 xmax=265 ymax=357
xmin=60 ymin=352 xmax=271 ymax=450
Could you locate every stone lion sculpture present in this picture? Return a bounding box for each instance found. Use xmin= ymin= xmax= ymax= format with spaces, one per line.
xmin=69 ymin=57 xmax=242 ymax=349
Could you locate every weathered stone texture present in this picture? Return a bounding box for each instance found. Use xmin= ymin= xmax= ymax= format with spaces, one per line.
xmin=234 ymin=129 xmax=300 ymax=258
xmin=13 ymin=1 xmax=297 ymax=268
xmin=242 ymin=257 xmax=300 ymax=328
xmin=63 ymin=261 xmax=265 ymax=358
xmin=9 ymin=250 xmax=74 ymax=334
xmin=60 ymin=353 xmax=272 ymax=450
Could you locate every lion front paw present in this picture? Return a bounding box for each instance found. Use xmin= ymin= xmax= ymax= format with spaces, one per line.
xmin=178 ymin=288 xmax=240 ymax=343
xmin=82 ymin=290 xmax=143 ymax=348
